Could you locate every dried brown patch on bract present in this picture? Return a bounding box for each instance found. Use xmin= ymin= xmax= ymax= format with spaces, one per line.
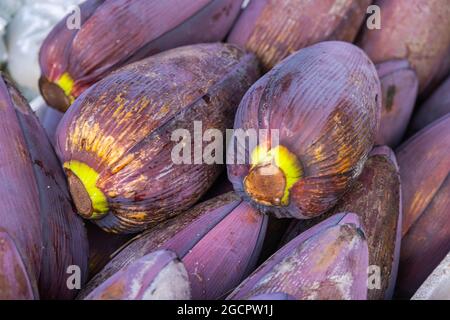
xmin=385 ymin=85 xmax=397 ymax=112
xmin=335 ymin=155 xmax=400 ymax=299
xmin=14 ymin=137 xmax=31 ymax=164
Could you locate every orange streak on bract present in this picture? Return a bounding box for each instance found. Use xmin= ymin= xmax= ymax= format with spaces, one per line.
xmin=126 ymin=212 xmax=148 ymax=220
xmin=98 ymin=279 xmax=126 ymax=300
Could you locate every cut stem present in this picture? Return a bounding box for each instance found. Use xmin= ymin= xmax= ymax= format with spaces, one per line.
xmin=39 ymin=73 xmax=74 ymax=112
xmin=64 ymin=160 xmax=108 ymax=219
xmin=244 ymin=144 xmax=302 ymax=207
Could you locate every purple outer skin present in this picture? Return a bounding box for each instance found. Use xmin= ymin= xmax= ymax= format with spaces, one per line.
xmin=227 ymin=0 xmax=268 ymax=46
xmin=0 ymin=231 xmax=35 ymax=300
xmin=248 ymin=293 xmax=295 ymax=300
xmin=56 ymin=43 xmax=260 ymax=234
xmin=78 ymin=193 xmax=268 ymax=300
xmin=0 ymin=73 xmax=88 ymax=299
xmin=227 ymin=213 xmax=369 ymax=300
xmin=40 ymin=0 xmax=243 ymax=100
xmin=357 ymin=0 xmax=450 ymax=95
xmin=410 ymin=75 xmax=450 ymax=133
xmin=395 ymin=114 xmax=450 ymax=299
xmin=86 ymin=223 xmax=133 ymax=278
xmin=227 ymin=41 xmax=381 ymax=219
xmin=375 ymin=59 xmax=418 ymax=147
xmin=227 ymin=0 xmax=371 ymax=71
xmin=396 ymin=176 xmax=450 ymax=299
xmin=280 ymin=146 xmax=402 ymax=300
xmin=41 ymin=107 xmax=64 ymax=145
xmin=39 ymin=0 xmax=103 ymax=80
xmin=200 ymin=178 xmax=292 ymax=268
xmin=84 ymin=250 xmax=189 ymax=300
xmin=397 ymin=114 xmax=450 ymax=236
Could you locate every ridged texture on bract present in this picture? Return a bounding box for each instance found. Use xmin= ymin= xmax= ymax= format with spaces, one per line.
xmin=228 ymin=0 xmax=371 ymax=71
xmin=282 ymin=146 xmax=402 ymax=300
xmin=228 ymin=213 xmax=369 ymax=300
xmin=227 ymin=41 xmax=381 ymax=219
xmin=247 ymin=293 xmax=295 ymax=300
xmin=78 ymin=192 xmax=267 ymax=300
xmin=86 ymin=223 xmax=132 ymax=278
xmin=0 ymin=231 xmax=35 ymax=300
xmin=0 ymin=73 xmax=88 ymax=299
xmin=358 ymin=0 xmax=450 ymax=94
xmin=84 ymin=250 xmax=191 ymax=300
xmin=56 ymin=43 xmax=259 ymax=233
xmin=395 ymin=114 xmax=450 ymax=299
xmin=410 ymin=75 xmax=450 ymax=133
xmin=39 ymin=0 xmax=244 ymax=111
xmin=375 ymin=60 xmax=418 ymax=147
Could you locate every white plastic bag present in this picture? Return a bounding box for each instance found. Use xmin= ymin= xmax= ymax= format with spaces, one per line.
xmin=6 ymin=0 xmax=82 ymax=98
xmin=0 ymin=0 xmax=23 ymax=66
